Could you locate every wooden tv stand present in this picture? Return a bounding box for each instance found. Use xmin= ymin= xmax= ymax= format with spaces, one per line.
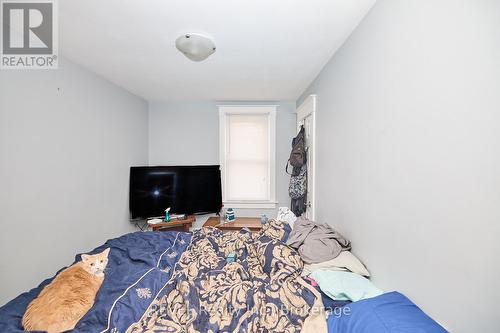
xmin=148 ymin=215 xmax=196 ymax=232
xmin=204 ymin=216 xmax=263 ymax=232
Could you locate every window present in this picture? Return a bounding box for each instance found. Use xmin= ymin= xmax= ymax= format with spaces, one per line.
xmin=219 ymin=105 xmax=277 ymax=208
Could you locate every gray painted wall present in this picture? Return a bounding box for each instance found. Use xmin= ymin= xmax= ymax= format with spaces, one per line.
xmin=298 ymin=1 xmax=500 ymax=332
xmin=0 ymin=58 xmax=148 ymax=305
xmin=149 ymin=101 xmax=296 ymax=224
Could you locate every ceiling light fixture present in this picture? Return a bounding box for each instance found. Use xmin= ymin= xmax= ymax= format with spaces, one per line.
xmin=175 ymin=33 xmax=216 ymax=62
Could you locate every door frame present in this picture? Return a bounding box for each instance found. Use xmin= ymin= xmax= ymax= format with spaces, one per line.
xmin=296 ymin=94 xmax=317 ymax=220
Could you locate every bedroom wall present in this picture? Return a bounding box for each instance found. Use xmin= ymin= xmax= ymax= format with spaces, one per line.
xmin=148 ymin=101 xmax=296 ymax=225
xmin=298 ymin=1 xmax=500 ymax=332
xmin=0 ymin=58 xmax=148 ymax=305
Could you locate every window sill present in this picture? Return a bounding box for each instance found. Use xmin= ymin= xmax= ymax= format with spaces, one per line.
xmin=223 ymin=201 xmax=278 ymax=209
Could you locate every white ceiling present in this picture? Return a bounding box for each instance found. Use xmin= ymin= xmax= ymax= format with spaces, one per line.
xmin=60 ymin=0 xmax=375 ymax=101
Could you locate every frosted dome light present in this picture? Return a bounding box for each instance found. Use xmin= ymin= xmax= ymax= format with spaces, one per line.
xmin=175 ymin=33 xmax=216 ymax=62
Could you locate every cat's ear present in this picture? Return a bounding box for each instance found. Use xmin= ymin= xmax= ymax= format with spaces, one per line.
xmin=102 ymin=248 xmax=110 ymax=257
xmin=81 ymin=254 xmax=90 ymax=263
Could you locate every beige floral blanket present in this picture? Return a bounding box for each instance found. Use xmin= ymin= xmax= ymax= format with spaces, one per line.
xmin=126 ymin=220 xmax=321 ymax=333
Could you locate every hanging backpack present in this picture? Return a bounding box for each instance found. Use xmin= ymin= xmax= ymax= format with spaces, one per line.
xmin=286 ymin=125 xmax=306 ymax=174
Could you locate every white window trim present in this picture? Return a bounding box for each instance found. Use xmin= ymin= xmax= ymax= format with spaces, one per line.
xmin=219 ymin=105 xmax=277 ymax=209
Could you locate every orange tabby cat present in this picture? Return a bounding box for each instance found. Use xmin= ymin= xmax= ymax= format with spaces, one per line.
xmin=22 ymin=248 xmax=110 ymax=333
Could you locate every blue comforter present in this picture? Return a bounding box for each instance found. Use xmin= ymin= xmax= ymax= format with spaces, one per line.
xmin=327 ymin=291 xmax=449 ymax=333
xmin=0 ymin=231 xmax=192 ymax=333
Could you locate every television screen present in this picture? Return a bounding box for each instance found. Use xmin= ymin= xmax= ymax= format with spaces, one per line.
xmin=129 ymin=165 xmax=222 ymax=219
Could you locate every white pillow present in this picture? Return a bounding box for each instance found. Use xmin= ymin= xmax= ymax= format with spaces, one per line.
xmin=302 ymin=251 xmax=370 ymax=277
xmin=276 ymin=207 xmax=297 ymax=228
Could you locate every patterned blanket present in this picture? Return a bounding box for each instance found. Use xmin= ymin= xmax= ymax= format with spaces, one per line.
xmin=127 ymin=220 xmax=319 ymax=333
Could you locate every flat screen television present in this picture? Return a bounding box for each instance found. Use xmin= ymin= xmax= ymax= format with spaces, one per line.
xmin=129 ymin=165 xmax=222 ymax=219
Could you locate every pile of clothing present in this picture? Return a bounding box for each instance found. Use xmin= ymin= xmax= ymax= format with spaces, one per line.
xmin=276 ymin=212 xmax=383 ymax=310
xmin=277 ymin=211 xmax=448 ymax=333
xmin=287 ymin=217 xmax=352 ymax=265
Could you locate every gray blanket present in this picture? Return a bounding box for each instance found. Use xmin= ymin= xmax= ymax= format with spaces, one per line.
xmin=286 ymin=217 xmax=351 ymax=264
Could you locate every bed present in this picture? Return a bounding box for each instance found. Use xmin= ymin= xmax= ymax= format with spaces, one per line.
xmin=0 ymin=220 xmax=325 ymax=333
xmin=0 ymin=219 xmax=447 ymax=333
